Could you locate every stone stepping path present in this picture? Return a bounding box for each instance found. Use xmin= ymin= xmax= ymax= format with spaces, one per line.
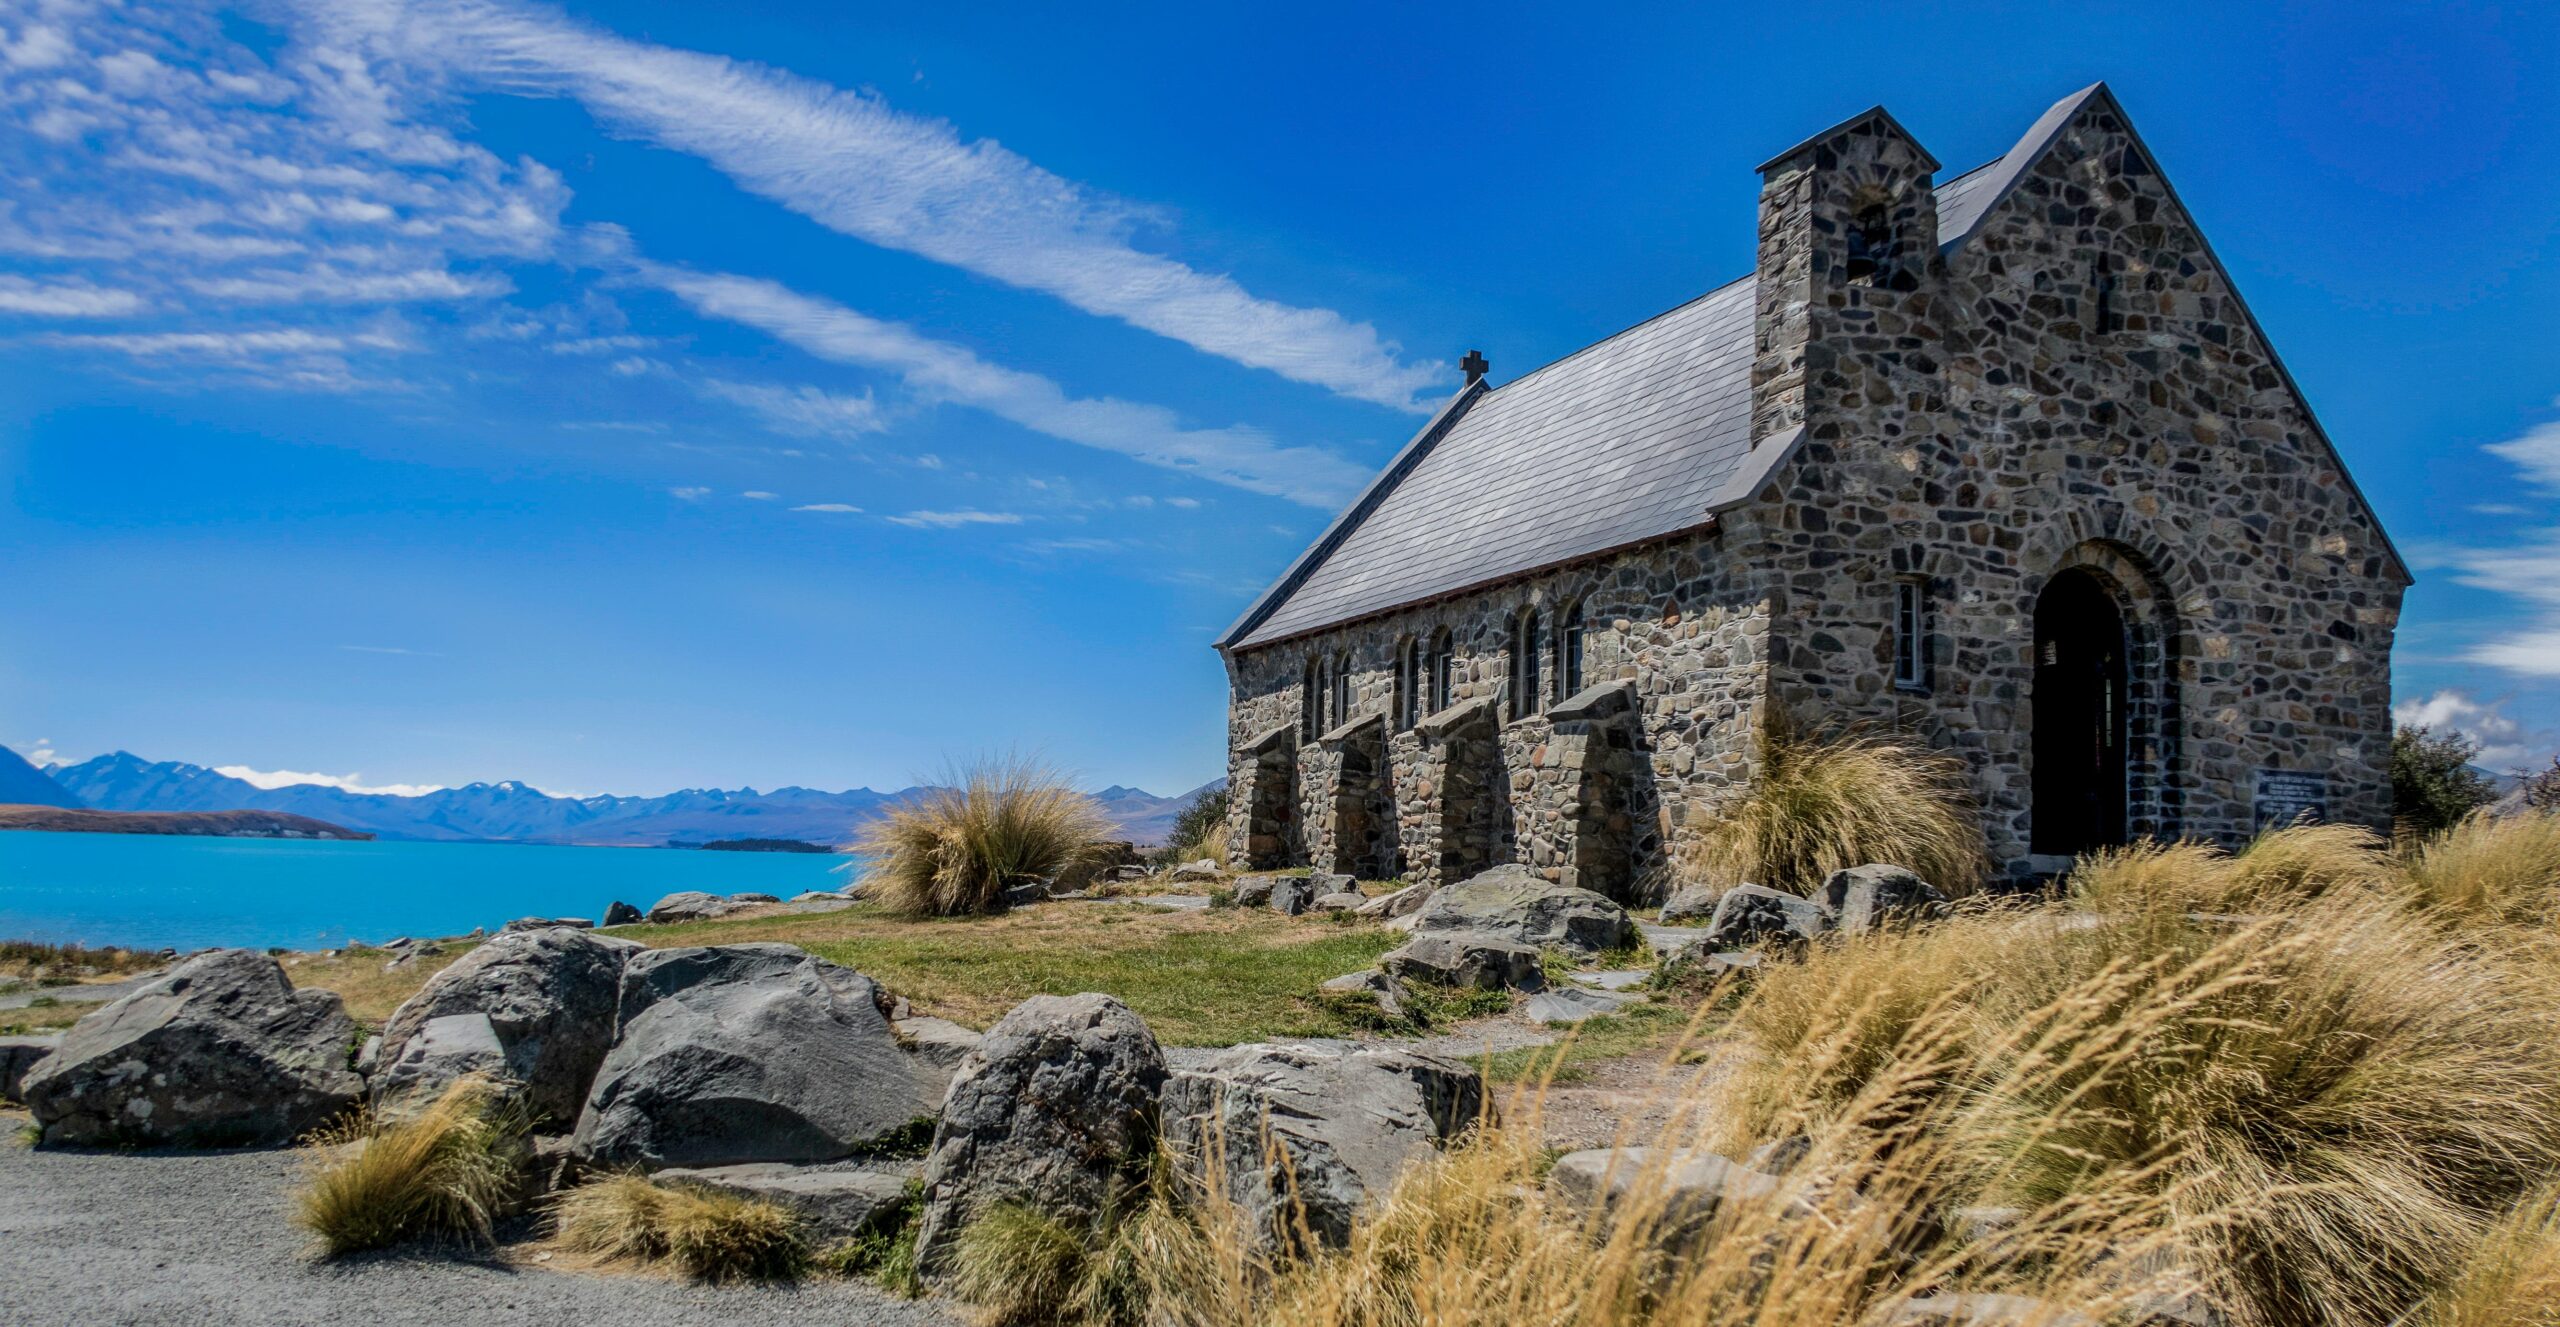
xmin=1639 ymin=925 xmax=1709 ymax=953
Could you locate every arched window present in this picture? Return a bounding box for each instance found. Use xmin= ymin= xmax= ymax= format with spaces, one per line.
xmin=1332 ymin=652 xmax=1354 ymax=729
xmin=1396 ymin=637 xmax=1421 ymax=729
xmin=1429 ymin=629 xmax=1454 ymax=714
xmin=1844 ymin=202 xmax=1892 ymax=287
xmin=1300 ymin=659 xmax=1320 ymax=740
xmin=1511 ymin=608 xmax=1543 ymax=718
xmin=1311 ymin=657 xmax=1331 ymax=736
xmin=1559 ymin=599 xmax=1586 ymax=698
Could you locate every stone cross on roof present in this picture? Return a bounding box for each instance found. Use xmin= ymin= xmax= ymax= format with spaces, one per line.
xmin=1460 ymin=349 xmax=1489 ymax=385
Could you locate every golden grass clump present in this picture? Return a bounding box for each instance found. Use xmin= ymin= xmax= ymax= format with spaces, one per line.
xmin=1718 ymin=860 xmax=2560 ymax=1327
xmin=291 ymin=1075 xmax=528 ymax=1256
xmin=2424 ymin=1184 xmax=2560 ymax=1327
xmin=1680 ymin=729 xmax=1985 ymax=898
xmin=854 ymin=756 xmax=1114 ymax=917
xmin=550 ymin=1174 xmax=805 ymax=1283
xmin=2403 ymin=810 xmax=2560 ymax=928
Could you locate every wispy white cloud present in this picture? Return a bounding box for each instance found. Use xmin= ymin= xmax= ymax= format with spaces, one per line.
xmin=792 ymin=502 xmax=862 ymax=513
xmin=214 ymin=764 xmax=446 ymax=797
xmin=302 ymin=0 xmax=1443 ymax=409
xmin=740 ymin=490 xmax=777 ymax=500
xmin=889 ymin=508 xmax=1023 ymax=529
xmin=0 ymin=274 xmax=145 ymax=316
xmin=645 ymin=264 xmax=1372 ymax=506
xmin=701 ymin=377 xmax=887 ymax=440
xmin=2447 ymin=415 xmax=2560 ymax=678
xmin=338 ymin=643 xmax=439 ymax=656
xmin=667 ymin=485 xmax=711 ymax=500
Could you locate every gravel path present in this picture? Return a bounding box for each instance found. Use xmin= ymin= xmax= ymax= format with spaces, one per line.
xmin=0 ymin=1129 xmax=963 ymax=1327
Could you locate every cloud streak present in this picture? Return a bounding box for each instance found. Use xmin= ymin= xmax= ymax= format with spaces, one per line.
xmin=2446 ymin=416 xmax=2560 ymax=678
xmin=645 ymin=264 xmax=1372 ymax=506
xmin=307 ymin=0 xmax=1444 ymax=409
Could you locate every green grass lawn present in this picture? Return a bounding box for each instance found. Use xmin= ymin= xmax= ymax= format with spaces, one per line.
xmin=600 ymin=901 xmax=1404 ymax=1046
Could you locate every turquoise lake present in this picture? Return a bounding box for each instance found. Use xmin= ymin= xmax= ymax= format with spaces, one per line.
xmin=0 ymin=832 xmax=855 ymax=951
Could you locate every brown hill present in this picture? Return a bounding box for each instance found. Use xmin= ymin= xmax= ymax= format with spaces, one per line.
xmin=0 ymin=805 xmax=372 ymax=840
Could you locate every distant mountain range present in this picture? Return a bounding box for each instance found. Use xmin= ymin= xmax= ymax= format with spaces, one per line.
xmin=0 ymin=746 xmax=80 ymax=808
xmin=35 ymin=752 xmax=1220 ymax=849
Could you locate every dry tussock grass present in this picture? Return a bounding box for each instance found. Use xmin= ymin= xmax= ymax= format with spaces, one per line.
xmin=291 ymin=1075 xmax=528 ymax=1255
xmin=946 ymin=812 xmax=2560 ymax=1327
xmin=855 ymin=756 xmax=1113 ymax=916
xmin=2404 ymin=810 xmax=2560 ymax=928
xmin=549 ymin=1173 xmax=805 ymax=1283
xmin=1680 ymin=729 xmax=1986 ymax=897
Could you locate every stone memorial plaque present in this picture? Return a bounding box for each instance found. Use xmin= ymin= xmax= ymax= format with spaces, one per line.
xmin=2253 ymin=769 xmax=2329 ymax=829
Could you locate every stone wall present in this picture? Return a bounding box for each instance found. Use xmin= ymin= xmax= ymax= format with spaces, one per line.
xmin=1224 ymin=540 xmax=1770 ymax=899
xmin=1742 ymin=98 xmax=2405 ymax=875
xmin=1224 ymin=92 xmax=2402 ymax=890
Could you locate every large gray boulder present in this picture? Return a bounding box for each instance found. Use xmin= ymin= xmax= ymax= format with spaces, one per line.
xmin=602 ymin=900 xmax=643 ymax=927
xmin=371 ymin=1013 xmax=509 ymax=1116
xmin=0 ymin=1033 xmax=62 ymax=1103
xmin=23 ymin=949 xmax=362 ymax=1147
xmin=1381 ymin=930 xmax=1544 ymax=991
xmin=1701 ymin=884 xmax=1833 ymax=949
xmin=913 ymin=994 xmax=1166 ymax=1275
xmin=645 ymin=891 xmax=732 ymax=923
xmin=572 ymin=944 xmax=939 ymax=1170
xmin=1411 ymin=864 xmax=1635 ymax=956
xmin=376 ymin=926 xmax=641 ymax=1128
xmin=1162 ymin=1042 xmax=1486 ymax=1251
xmin=1819 ymin=864 xmax=1950 ymax=934
xmin=1354 ymin=883 xmax=1431 ymax=919
xmin=1230 ymin=877 xmax=1277 ymax=909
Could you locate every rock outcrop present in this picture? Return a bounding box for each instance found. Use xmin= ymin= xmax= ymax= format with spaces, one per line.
xmin=913 ymin=993 xmax=1166 ymax=1275
xmin=376 ymin=927 xmax=640 ymax=1128
xmin=1162 ymin=1042 xmax=1486 ymax=1251
xmin=23 ymin=949 xmax=362 ymax=1147
xmin=371 ymin=1012 xmax=510 ymax=1115
xmin=602 ymin=900 xmax=643 ymax=927
xmin=1410 ymin=864 xmax=1635 ymax=955
xmin=572 ymin=944 xmax=937 ymax=1170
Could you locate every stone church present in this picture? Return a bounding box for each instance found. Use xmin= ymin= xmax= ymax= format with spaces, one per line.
xmin=1214 ymin=84 xmax=2406 ymax=895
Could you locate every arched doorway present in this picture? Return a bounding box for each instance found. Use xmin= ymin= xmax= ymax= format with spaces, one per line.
xmin=2032 ymin=568 xmax=2130 ymax=856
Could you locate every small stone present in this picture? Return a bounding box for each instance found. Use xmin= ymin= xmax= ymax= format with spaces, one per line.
xmin=1309 ymin=891 xmax=1368 ymax=913
xmin=1354 ymin=883 xmax=1431 ymax=919
xmin=726 ymin=892 xmax=782 ymax=905
xmin=1381 ymin=930 xmax=1543 ymax=991
xmin=656 ymin=1160 xmax=924 ymax=1244
xmin=1318 ymin=969 xmax=1409 ymax=1022
xmin=1659 ymin=883 xmax=1723 ymax=924
xmin=1268 ymin=875 xmax=1319 ymax=916
xmin=1231 ymin=877 xmax=1277 ymax=908
xmin=1701 ymin=884 xmax=1833 ymax=949
xmin=602 ymin=901 xmax=643 ymax=927
xmin=645 ymin=891 xmax=732 ymax=923
xmin=1170 ymin=858 xmax=1225 ymax=882
xmin=1522 ymin=987 xmax=1633 ymax=1024
xmin=501 ymin=916 xmax=595 ymax=933
xmin=1818 ymin=864 xmax=1948 ymax=934
xmin=1410 ymin=864 xmax=1635 ymax=956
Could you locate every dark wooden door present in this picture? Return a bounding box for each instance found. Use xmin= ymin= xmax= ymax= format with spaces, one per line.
xmin=2032 ymin=570 xmax=2130 ymax=855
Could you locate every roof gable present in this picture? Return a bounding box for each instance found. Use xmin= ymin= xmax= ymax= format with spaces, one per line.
xmin=1219 ymin=85 xmax=2407 ymax=654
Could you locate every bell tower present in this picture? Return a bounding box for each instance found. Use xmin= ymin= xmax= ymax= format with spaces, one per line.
xmin=1748 ymin=106 xmax=1944 ymax=445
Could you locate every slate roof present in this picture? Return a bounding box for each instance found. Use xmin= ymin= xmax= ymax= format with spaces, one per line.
xmin=1218 ymin=84 xmax=2400 ymax=653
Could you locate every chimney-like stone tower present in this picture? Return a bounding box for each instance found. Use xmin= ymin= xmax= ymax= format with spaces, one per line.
xmin=1748 ymin=107 xmax=1944 ymax=448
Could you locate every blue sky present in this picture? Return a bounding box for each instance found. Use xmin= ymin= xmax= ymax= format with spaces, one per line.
xmin=1 ymin=0 xmax=2554 ymax=798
